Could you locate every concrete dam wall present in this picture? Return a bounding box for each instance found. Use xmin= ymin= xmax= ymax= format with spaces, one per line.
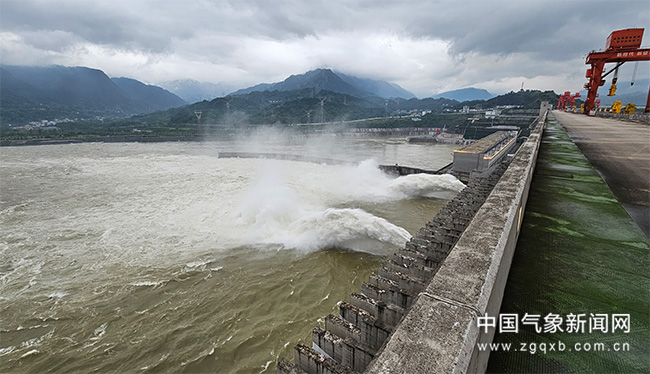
xmin=365 ymin=114 xmax=545 ymax=374
xmin=278 ymin=109 xmax=547 ymax=373
xmin=219 ymin=152 xmax=451 ymax=176
xmin=218 ymin=152 xmax=357 ymax=166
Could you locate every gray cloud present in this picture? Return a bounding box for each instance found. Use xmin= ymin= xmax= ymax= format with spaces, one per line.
xmin=1 ymin=0 xmax=648 ymax=97
xmin=401 ymin=1 xmax=649 ymax=58
xmin=3 ymin=2 xmax=125 ymax=44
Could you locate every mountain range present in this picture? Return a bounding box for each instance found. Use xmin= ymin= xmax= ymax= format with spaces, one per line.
xmin=114 ymin=87 xmax=557 ymax=130
xmin=578 ymin=78 xmax=649 ymax=107
xmin=0 ymin=65 xmax=185 ymax=124
xmin=1 ymin=64 xmax=562 ymax=130
xmin=159 ymin=79 xmax=236 ymax=103
xmin=432 ymin=87 xmax=495 ymax=101
xmin=230 ymin=68 xmax=416 ymax=99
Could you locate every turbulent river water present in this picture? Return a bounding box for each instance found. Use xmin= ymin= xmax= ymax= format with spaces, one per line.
xmin=0 ymin=133 xmax=462 ymax=373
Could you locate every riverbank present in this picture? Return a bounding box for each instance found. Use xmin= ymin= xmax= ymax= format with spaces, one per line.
xmin=0 ymin=135 xmax=205 ymax=147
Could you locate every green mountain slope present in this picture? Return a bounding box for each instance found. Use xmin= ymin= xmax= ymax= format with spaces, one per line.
xmin=230 ymin=68 xmax=415 ymax=99
xmin=0 ymin=65 xmax=185 ymax=125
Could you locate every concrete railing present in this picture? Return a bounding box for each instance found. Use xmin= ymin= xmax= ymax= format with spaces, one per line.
xmin=365 ymin=114 xmax=545 ymax=373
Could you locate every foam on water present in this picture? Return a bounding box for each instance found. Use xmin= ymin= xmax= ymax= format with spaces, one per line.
xmin=330 ymin=159 xmax=465 ymax=201
xmin=232 ymin=159 xmax=464 ymax=253
xmin=47 ymin=291 xmax=68 ymax=299
xmin=1 ymin=150 xmax=464 ymax=275
xmin=0 ymin=346 xmax=16 ymax=356
xmin=0 ymin=140 xmax=461 ymax=373
xmin=237 ymin=204 xmax=411 ymax=253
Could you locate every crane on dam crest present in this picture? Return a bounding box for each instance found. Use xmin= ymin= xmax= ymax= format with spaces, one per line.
xmin=584 ymin=28 xmax=650 ymax=115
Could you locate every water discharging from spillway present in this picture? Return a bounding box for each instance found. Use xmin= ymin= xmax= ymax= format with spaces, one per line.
xmin=0 ymin=138 xmax=461 ymax=373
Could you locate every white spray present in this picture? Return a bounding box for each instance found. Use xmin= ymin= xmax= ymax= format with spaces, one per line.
xmin=232 ymin=159 xmax=464 ymax=254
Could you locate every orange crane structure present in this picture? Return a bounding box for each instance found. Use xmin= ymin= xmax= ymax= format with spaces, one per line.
xmin=557 ymin=91 xmax=582 ymax=111
xmin=557 ymin=91 xmax=570 ymax=111
xmin=584 ymin=28 xmax=650 ymax=114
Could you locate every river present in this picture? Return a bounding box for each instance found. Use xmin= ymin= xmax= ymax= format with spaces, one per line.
xmin=0 ymin=133 xmax=462 ymax=373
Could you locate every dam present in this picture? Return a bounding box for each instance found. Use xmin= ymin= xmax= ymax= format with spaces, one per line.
xmin=276 ymin=105 xmax=649 ymax=373
xmin=0 ymin=105 xmax=646 ymax=373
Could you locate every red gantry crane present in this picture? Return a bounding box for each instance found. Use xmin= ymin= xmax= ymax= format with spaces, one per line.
xmin=557 ymin=91 xmax=570 ymax=111
xmin=570 ymin=92 xmax=581 ymax=111
xmin=556 ymin=91 xmax=581 ymax=112
xmin=584 ymin=28 xmax=650 ymax=114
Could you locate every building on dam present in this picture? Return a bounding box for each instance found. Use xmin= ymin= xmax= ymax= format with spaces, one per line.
xmin=451 ymin=130 xmax=518 ymax=181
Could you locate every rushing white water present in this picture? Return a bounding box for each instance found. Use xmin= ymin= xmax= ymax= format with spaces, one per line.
xmin=0 ymin=138 xmax=462 ymax=373
xmin=331 ymin=159 xmax=465 ymax=201
xmin=232 ymin=159 xmax=463 ymax=253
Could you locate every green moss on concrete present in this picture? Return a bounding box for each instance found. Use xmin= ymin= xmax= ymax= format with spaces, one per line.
xmin=487 ymin=115 xmax=650 ymax=373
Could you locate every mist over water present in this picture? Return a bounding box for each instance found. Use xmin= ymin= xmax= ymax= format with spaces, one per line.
xmin=233 ymin=159 xmax=462 ymax=254
xmin=0 ymin=137 xmax=460 ymax=373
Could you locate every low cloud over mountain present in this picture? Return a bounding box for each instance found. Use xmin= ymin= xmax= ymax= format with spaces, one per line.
xmin=1 ymin=65 xmax=185 ymax=124
xmin=230 ymin=69 xmax=416 ymax=99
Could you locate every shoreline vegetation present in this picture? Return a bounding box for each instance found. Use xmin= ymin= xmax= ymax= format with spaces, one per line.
xmin=0 ymin=135 xmax=206 ymax=147
xmin=0 ymin=116 xmax=456 ymax=147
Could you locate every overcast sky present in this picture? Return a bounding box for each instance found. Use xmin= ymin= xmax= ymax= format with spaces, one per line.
xmin=1 ymin=0 xmax=649 ymax=97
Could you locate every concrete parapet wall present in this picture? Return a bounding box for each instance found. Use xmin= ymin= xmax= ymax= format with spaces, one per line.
xmin=365 ymin=115 xmax=545 ymax=374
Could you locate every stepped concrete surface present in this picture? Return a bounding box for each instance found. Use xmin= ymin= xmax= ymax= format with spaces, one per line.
xmin=364 ymin=117 xmax=544 ymax=374
xmin=551 ymin=111 xmax=650 ymax=238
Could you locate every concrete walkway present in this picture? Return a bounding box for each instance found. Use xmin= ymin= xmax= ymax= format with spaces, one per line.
xmin=488 ymin=115 xmax=649 ymax=373
xmin=551 ymin=111 xmax=650 ymax=238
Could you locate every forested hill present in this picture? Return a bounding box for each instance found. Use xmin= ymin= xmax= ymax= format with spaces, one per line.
xmin=0 ymin=65 xmax=185 ymax=125
xmin=230 ymin=68 xmax=416 ymax=99
xmin=111 ymin=88 xmax=558 ymax=128
xmin=1 ymin=87 xmax=559 ymax=142
xmin=432 ymin=87 xmax=494 ymax=101
xmin=461 ymin=90 xmax=559 ymax=109
xmin=114 ymin=89 xmax=456 ymax=127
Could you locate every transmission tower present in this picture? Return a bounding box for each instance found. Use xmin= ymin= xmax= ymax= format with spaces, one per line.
xmin=226 ymin=99 xmax=232 ymax=126
xmin=319 ymin=97 xmax=326 ymax=123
